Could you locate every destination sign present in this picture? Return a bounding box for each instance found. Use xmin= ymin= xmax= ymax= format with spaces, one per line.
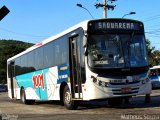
xmin=88 ymin=21 xmax=143 ymax=31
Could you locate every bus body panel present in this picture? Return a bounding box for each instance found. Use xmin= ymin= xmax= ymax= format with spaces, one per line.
xmin=82 ymin=57 xmax=151 ymax=100
xmin=82 ymin=80 xmax=151 ymax=100
xmin=7 ymin=27 xmax=85 ymax=101
xmin=14 ymin=65 xmax=70 ymax=100
xmin=7 ymin=77 xmax=20 ymax=99
xmin=7 ymin=19 xmax=151 ymax=108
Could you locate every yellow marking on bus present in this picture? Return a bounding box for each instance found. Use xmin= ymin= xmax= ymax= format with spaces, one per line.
xmin=72 ymin=98 xmax=83 ymax=100
xmin=68 ymin=77 xmax=70 ymax=83
xmin=60 ymin=66 xmax=68 ymax=71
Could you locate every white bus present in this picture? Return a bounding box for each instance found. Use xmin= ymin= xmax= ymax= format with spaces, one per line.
xmin=150 ymin=66 xmax=160 ymax=88
xmin=7 ymin=18 xmax=151 ymax=109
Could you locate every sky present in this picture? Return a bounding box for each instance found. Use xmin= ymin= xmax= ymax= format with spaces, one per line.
xmin=0 ymin=0 xmax=160 ymax=50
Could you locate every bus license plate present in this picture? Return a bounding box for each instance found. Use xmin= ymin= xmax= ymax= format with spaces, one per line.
xmin=121 ymin=88 xmax=131 ymax=93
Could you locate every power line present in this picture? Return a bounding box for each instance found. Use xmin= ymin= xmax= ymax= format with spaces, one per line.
xmin=0 ymin=27 xmax=50 ymax=38
xmin=145 ymin=24 xmax=160 ymax=28
xmin=146 ymin=30 xmax=160 ymax=33
xmin=144 ymin=15 xmax=160 ymax=20
xmin=144 ymin=16 xmax=160 ymax=22
xmin=146 ymin=33 xmax=160 ymax=36
xmin=151 ymin=43 xmax=160 ymax=44
xmin=146 ymin=35 xmax=160 ymax=38
xmin=146 ymin=28 xmax=160 ymax=31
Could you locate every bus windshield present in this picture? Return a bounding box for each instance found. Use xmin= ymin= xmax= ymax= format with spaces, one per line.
xmin=87 ymin=34 xmax=148 ymax=69
xmin=150 ymin=67 xmax=160 ymax=77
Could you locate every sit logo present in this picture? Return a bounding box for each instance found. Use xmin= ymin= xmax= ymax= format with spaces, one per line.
xmin=32 ymin=72 xmax=45 ymax=90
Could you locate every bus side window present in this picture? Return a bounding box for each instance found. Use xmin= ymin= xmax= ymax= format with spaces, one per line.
xmin=154 ymin=70 xmax=157 ymax=76
xmin=150 ymin=70 xmax=156 ymax=76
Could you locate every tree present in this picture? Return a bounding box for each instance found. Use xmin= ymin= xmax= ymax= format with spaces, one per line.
xmin=146 ymin=39 xmax=160 ymax=66
xmin=151 ymin=50 xmax=160 ymax=66
xmin=0 ymin=39 xmax=33 ymax=84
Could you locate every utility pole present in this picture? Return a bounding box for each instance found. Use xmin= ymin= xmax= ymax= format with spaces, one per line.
xmin=103 ymin=0 xmax=107 ymax=18
xmin=95 ymin=0 xmax=116 ymax=18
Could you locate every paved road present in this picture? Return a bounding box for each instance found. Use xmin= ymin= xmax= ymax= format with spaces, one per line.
xmin=0 ymin=90 xmax=160 ymax=120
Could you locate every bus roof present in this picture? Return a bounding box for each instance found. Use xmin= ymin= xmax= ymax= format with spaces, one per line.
xmin=7 ymin=20 xmax=89 ymax=62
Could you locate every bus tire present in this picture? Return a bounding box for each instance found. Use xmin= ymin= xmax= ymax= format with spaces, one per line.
xmin=63 ymin=85 xmax=78 ymax=110
xmin=20 ymin=88 xmax=35 ymax=105
xmin=108 ymin=98 xmax=123 ymax=106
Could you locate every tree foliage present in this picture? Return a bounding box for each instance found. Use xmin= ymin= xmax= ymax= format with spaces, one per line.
xmin=0 ymin=39 xmax=33 ymax=84
xmin=146 ymin=39 xmax=160 ymax=66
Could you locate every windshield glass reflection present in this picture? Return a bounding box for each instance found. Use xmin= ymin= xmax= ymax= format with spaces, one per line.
xmin=87 ymin=34 xmax=148 ymax=69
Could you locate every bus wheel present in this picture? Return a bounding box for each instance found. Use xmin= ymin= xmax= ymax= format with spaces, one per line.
xmin=108 ymin=98 xmax=123 ymax=107
xmin=20 ymin=88 xmax=35 ymax=105
xmin=63 ymin=85 xmax=78 ymax=110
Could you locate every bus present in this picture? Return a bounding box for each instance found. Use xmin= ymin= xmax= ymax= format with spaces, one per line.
xmin=7 ymin=18 xmax=151 ymax=110
xmin=150 ymin=66 xmax=160 ymax=89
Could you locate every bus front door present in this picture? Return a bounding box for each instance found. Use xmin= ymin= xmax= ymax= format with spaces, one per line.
xmin=70 ymin=35 xmax=82 ymax=99
xmin=9 ymin=61 xmax=15 ymax=99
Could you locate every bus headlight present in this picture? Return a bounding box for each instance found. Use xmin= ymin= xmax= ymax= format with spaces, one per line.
xmin=91 ymin=76 xmax=110 ymax=87
xmin=91 ymin=76 xmax=97 ymax=83
xmin=99 ymin=80 xmax=102 ymax=86
xmin=99 ymin=80 xmax=109 ymax=87
xmin=105 ymin=82 xmax=109 ymax=87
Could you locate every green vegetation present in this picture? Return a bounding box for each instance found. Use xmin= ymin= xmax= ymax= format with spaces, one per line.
xmin=146 ymin=39 xmax=160 ymax=66
xmin=0 ymin=39 xmax=33 ymax=84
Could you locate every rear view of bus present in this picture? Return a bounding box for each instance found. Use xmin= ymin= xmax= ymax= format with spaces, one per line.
xmin=84 ymin=19 xmax=151 ymax=105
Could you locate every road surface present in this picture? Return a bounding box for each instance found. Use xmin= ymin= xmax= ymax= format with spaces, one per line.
xmin=0 ymin=90 xmax=160 ymax=120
